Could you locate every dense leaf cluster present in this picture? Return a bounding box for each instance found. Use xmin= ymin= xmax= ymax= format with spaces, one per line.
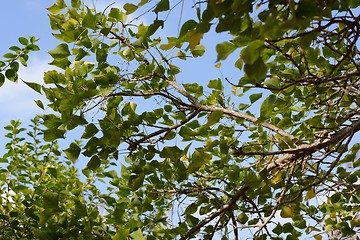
xmin=1 ymin=0 xmax=360 ymax=239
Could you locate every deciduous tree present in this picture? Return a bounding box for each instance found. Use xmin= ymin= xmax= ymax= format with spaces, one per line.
xmin=3 ymin=0 xmax=360 ymax=239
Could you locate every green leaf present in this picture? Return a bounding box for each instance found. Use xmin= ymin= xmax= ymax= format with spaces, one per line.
xmin=130 ymin=173 xmax=145 ymax=191
xmin=192 ymin=44 xmax=206 ymax=57
xmin=272 ymin=223 xmax=283 ymax=235
xmin=280 ymin=206 xmax=294 ymax=218
xmin=3 ymin=53 xmax=16 ymax=59
xmin=260 ymin=94 xmax=276 ymax=118
xmin=206 ymin=110 xmax=223 ymax=126
xmin=179 ymin=19 xmax=198 ymax=37
xmin=124 ymin=3 xmax=138 ymax=14
xmin=244 ymin=58 xmax=268 ymax=82
xmin=64 ymin=143 xmax=81 ymax=162
xmin=82 ymin=9 xmax=97 ymax=30
xmin=23 ymin=80 xmax=42 ymax=93
xmin=43 ymin=129 xmax=65 ymax=141
xmin=249 ymin=93 xmax=262 ymax=103
xmin=43 ymin=191 xmax=59 ymax=209
xmin=81 ymin=123 xmax=99 ymax=139
xmin=71 ymin=0 xmax=81 ymax=8
xmin=86 ymin=155 xmax=101 ymax=170
xmin=305 ymin=188 xmax=316 ymax=200
xmin=234 ymin=58 xmax=243 ymax=70
xmin=18 ymin=37 xmax=29 ymax=45
xmin=264 ymin=78 xmax=281 ymax=89
xmin=47 ymin=0 xmax=67 ymax=14
xmin=153 ymin=0 xmax=170 ymax=12
xmin=74 ymin=48 xmax=89 ymax=61
xmin=104 ymin=170 xmax=118 ymax=178
xmin=207 ymin=78 xmax=223 ymax=90
xmin=129 ymin=229 xmax=146 ymax=240
xmin=109 ymin=8 xmax=127 ymax=22
xmin=0 ymin=73 xmax=5 ymax=87
xmin=35 ymin=100 xmax=45 ymax=109
xmin=238 ymin=212 xmax=249 ymax=224
xmin=44 ymin=70 xmax=66 ymax=84
xmin=241 ymin=40 xmax=264 ymax=64
xmin=216 ymin=42 xmax=237 ymax=61
xmin=5 ymin=69 xmax=18 ymax=82
xmin=48 ymin=43 xmax=71 ymax=59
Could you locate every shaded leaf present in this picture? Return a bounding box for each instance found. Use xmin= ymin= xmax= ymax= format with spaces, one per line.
xmin=86 ymin=155 xmax=101 ymax=170
xmin=216 ymin=42 xmax=237 ymax=61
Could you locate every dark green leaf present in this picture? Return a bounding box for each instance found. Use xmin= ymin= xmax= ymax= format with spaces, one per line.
xmin=241 ymin=40 xmax=264 ymax=64
xmin=43 ymin=192 xmax=59 ymax=209
xmin=81 ymin=123 xmax=99 ymax=139
xmin=86 ymin=155 xmax=101 ymax=170
xmin=64 ymin=143 xmax=81 ymax=162
xmin=153 ymin=0 xmax=169 ymax=12
xmin=249 ymin=93 xmax=262 ymax=103
xmin=0 ymin=73 xmax=5 ymax=87
xmin=216 ymin=42 xmax=237 ymax=61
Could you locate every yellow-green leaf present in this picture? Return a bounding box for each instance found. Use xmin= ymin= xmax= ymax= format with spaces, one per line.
xmin=305 ymin=188 xmax=316 ymax=200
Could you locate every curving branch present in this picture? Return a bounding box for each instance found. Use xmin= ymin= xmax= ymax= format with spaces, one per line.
xmin=261 ymin=117 xmax=360 ymax=174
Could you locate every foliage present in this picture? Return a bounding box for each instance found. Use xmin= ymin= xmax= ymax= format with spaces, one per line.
xmin=0 ymin=119 xmax=116 ymax=239
xmin=2 ymin=0 xmax=360 ymax=239
xmin=0 ymin=36 xmax=39 ymax=86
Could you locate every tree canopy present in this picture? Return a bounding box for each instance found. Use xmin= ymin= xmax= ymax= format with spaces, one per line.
xmin=1 ymin=0 xmax=360 ymax=239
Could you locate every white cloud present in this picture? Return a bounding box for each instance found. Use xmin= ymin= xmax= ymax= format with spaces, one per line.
xmin=0 ymin=56 xmax=52 ymax=121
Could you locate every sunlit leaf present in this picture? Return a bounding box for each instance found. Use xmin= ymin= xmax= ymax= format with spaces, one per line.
xmin=48 ymin=43 xmax=71 ymax=59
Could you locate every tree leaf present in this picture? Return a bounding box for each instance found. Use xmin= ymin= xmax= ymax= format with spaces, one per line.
xmin=249 ymin=93 xmax=262 ymax=103
xmin=86 ymin=155 xmax=101 ymax=170
xmin=216 ymin=42 xmax=237 ymax=61
xmin=0 ymin=73 xmax=5 ymax=87
xmin=241 ymin=40 xmax=264 ymax=64
xmin=82 ymin=9 xmax=97 ymax=30
xmin=192 ymin=44 xmax=206 ymax=57
xmin=18 ymin=37 xmax=29 ymax=45
xmin=260 ymin=94 xmax=276 ymax=118
xmin=48 ymin=43 xmax=71 ymax=59
xmin=44 ymin=70 xmax=66 ymax=84
xmin=153 ymin=0 xmax=170 ymax=12
xmin=305 ymin=188 xmax=316 ymax=200
xmin=124 ymin=3 xmax=138 ymax=14
xmin=81 ymin=123 xmax=99 ymax=139
xmin=280 ymin=206 xmax=294 ymax=218
xmin=47 ymin=0 xmax=67 ymax=14
xmin=244 ymin=58 xmax=268 ymax=82
xmin=129 ymin=228 xmax=146 ymax=240
xmin=43 ymin=192 xmax=59 ymax=209
xmin=64 ymin=142 xmax=81 ymax=162
xmin=23 ymin=80 xmax=42 ymax=93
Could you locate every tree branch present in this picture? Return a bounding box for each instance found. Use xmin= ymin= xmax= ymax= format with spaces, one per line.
xmin=180 ymin=184 xmax=250 ymax=240
xmin=261 ymin=117 xmax=360 ymax=174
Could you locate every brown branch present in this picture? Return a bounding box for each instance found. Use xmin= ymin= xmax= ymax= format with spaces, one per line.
xmin=129 ymin=108 xmax=201 ymax=149
xmin=180 ymin=184 xmax=250 ymax=240
xmin=261 ymin=117 xmax=360 ymax=173
xmin=199 ymin=105 xmax=296 ymax=141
